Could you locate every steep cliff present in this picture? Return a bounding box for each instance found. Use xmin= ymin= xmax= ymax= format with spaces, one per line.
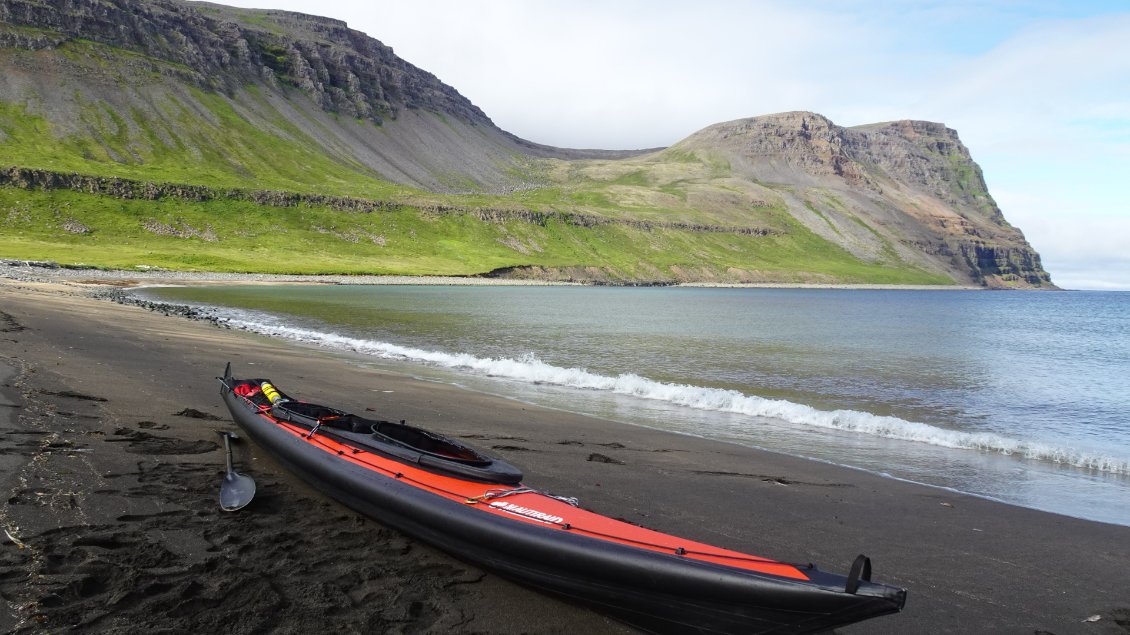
xmin=0 ymin=0 xmax=486 ymax=125
xmin=671 ymin=113 xmax=1052 ymax=287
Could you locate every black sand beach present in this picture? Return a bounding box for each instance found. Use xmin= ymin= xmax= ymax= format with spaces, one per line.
xmin=1 ymin=276 xmax=1128 ymax=634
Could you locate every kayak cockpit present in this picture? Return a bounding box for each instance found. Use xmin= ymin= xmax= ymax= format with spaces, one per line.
xmin=273 ymin=400 xmax=492 ymax=465
xmin=224 ymin=376 xmax=522 ymax=485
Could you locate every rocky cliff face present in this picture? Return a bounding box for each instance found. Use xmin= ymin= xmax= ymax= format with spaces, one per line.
xmin=675 ymin=112 xmax=1052 ymax=287
xmin=0 ymin=0 xmax=486 ymax=126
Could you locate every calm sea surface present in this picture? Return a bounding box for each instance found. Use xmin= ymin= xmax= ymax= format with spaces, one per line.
xmin=140 ymin=285 xmax=1130 ymax=526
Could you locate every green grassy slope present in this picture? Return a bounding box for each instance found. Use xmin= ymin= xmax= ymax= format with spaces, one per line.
xmin=0 ymin=187 xmax=951 ymax=284
xmin=0 ymin=85 xmax=409 ymax=199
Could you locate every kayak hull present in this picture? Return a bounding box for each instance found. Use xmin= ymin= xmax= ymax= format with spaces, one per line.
xmin=219 ymin=369 xmax=905 ymax=634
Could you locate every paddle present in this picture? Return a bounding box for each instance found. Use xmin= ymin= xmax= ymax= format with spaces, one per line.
xmin=217 ymin=430 xmax=256 ymax=511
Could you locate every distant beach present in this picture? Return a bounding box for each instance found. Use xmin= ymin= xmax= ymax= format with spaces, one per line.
xmin=0 ymin=260 xmax=981 ymax=290
xmin=0 ymin=260 xmax=578 ymax=287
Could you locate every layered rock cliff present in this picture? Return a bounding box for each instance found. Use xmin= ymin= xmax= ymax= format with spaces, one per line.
xmin=0 ymin=0 xmax=486 ymax=125
xmin=674 ymin=112 xmax=1051 ymax=287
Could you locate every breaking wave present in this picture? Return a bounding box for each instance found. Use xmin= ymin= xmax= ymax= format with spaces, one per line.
xmin=218 ymin=310 xmax=1129 ymax=476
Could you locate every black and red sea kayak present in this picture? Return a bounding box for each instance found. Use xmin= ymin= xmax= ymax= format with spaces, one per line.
xmin=218 ymin=364 xmax=906 ymax=634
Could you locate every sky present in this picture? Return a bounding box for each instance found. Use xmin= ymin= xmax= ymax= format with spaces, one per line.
xmin=211 ymin=0 xmax=1130 ymax=290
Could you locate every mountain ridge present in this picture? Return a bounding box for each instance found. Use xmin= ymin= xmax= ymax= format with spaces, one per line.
xmin=0 ymin=0 xmax=1054 ymax=288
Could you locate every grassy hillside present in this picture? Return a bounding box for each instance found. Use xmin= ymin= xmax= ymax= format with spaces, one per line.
xmin=0 ymin=70 xmax=412 ymax=199
xmin=0 ymin=0 xmax=1058 ymax=287
xmin=0 ymin=186 xmax=952 ymax=284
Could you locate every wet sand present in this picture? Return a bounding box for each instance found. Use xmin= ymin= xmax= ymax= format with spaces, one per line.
xmin=1 ymin=277 xmax=1128 ymax=634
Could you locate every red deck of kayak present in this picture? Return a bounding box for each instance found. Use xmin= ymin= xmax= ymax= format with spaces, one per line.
xmin=271 ymin=415 xmax=810 ymax=581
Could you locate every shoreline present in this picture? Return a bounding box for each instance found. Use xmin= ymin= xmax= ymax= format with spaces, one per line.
xmin=0 ymin=260 xmax=983 ymax=290
xmin=37 ymin=278 xmax=1130 ymax=520
xmin=2 ymin=275 xmax=1128 ymax=633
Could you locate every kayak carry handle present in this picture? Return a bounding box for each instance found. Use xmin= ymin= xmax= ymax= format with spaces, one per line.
xmin=845 ymin=555 xmax=872 ymax=594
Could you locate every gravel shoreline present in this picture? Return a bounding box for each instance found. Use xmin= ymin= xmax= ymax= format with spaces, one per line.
xmin=0 ymin=260 xmax=578 ymax=287
xmin=0 ymin=260 xmax=978 ymax=290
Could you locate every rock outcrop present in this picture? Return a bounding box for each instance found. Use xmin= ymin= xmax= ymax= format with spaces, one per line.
xmin=674 ymin=112 xmax=1052 ymax=287
xmin=0 ymin=166 xmax=777 ymax=237
xmin=0 ymin=0 xmax=485 ymax=126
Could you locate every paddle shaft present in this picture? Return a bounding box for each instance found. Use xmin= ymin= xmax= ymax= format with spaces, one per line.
xmin=223 ymin=432 xmax=236 ymax=475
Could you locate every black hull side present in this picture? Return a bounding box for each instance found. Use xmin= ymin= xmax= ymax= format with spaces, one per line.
xmin=221 ymin=385 xmax=904 ymax=634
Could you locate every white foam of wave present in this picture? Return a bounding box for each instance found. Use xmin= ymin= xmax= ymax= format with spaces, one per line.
xmin=221 ymin=312 xmax=1130 ymax=476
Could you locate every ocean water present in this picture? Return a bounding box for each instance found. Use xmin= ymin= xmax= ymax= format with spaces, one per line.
xmin=139 ymin=285 xmax=1130 ymax=526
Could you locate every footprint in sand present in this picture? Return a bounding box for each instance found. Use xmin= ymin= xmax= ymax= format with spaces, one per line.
xmin=106 ymin=428 xmax=218 ymax=455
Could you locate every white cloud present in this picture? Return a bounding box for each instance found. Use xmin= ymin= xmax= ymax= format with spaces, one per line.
xmin=993 ymin=187 xmax=1130 ymax=290
xmin=913 ymin=14 xmax=1130 ymax=290
xmin=343 ymin=1 xmax=877 ymax=148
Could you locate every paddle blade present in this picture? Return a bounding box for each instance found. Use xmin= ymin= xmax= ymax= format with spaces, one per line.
xmin=220 ymin=471 xmax=256 ymax=512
